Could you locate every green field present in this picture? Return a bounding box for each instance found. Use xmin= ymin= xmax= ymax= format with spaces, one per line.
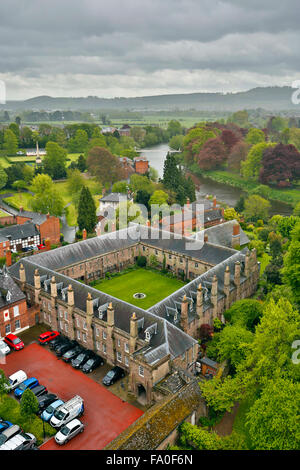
xmin=92 ymin=268 xmax=185 ymax=309
xmin=3 ymin=178 xmax=102 ymax=227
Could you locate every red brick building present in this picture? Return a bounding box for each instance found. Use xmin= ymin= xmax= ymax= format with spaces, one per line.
xmin=16 ymin=210 xmax=60 ymax=245
xmin=0 ymin=269 xmax=36 ymax=339
xmin=133 ymin=156 xmax=149 ymax=175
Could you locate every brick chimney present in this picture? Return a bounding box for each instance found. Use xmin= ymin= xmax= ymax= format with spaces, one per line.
xmin=130 ymin=312 xmax=138 ymax=353
xmin=5 ymin=249 xmax=11 ymax=267
xmin=232 ymin=223 xmax=240 ymax=248
xmin=180 ymin=295 xmax=189 ymax=332
xmin=83 ymin=228 xmax=87 ymax=240
xmin=46 ymin=212 xmax=50 ymax=220
xmin=213 ymin=196 xmax=217 ymax=208
xmin=107 ymin=302 xmax=114 ymax=327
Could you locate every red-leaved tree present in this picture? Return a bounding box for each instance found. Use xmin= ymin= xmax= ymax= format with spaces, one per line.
xmin=197 ymin=137 xmax=227 ymax=170
xmin=259 ymin=143 xmax=300 ymax=187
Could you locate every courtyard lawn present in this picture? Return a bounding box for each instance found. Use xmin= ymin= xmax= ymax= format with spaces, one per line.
xmin=93 ymin=268 xmax=185 ymax=309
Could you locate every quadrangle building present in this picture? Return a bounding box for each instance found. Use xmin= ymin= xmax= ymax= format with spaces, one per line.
xmin=8 ymin=221 xmax=259 ymax=406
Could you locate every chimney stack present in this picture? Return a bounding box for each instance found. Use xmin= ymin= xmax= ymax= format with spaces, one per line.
xmin=67 ymin=284 xmax=74 ymax=306
xmin=107 ymin=302 xmax=114 ymax=327
xmin=180 ymin=294 xmax=189 ymax=332
xmin=130 ymin=312 xmax=138 ymax=353
xmin=196 ymin=283 xmax=203 ymax=319
xmin=83 ymin=228 xmax=87 ymax=240
xmin=5 ymin=249 xmax=12 ymax=267
xmin=50 ymin=276 xmax=57 ymax=298
xmin=232 ymin=222 xmax=241 ymax=248
xmin=213 ymin=196 xmax=217 ymax=208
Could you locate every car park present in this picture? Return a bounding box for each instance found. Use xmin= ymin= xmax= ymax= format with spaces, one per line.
xmin=4 ymin=334 xmax=24 ymax=351
xmin=62 ymin=345 xmax=83 ymax=363
xmin=38 ymin=331 xmax=60 ymax=345
xmin=0 ymin=420 xmax=12 ymax=434
xmin=14 ymin=377 xmax=39 ymax=398
xmin=102 ymin=366 xmax=125 ymax=386
xmin=31 ymin=384 xmax=48 ymax=398
xmin=54 ymin=418 xmax=84 ymax=445
xmin=37 ymin=393 xmax=58 ymax=413
xmin=50 ymin=395 xmax=84 ymax=428
xmin=0 ymin=425 xmax=21 ymax=446
xmin=71 ymin=350 xmax=95 ymax=369
xmin=41 ymin=399 xmax=64 ymax=422
xmin=5 ymin=370 xmax=27 ymax=391
xmin=0 ymin=431 xmax=36 ymax=450
xmin=81 ymin=355 xmax=104 ymax=373
xmin=55 ymin=340 xmax=77 ymax=357
xmin=0 ymin=340 xmax=10 ymax=356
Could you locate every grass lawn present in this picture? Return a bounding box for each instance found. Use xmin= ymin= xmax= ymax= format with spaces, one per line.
xmin=232 ymin=396 xmax=255 ymax=449
xmin=258 ymin=253 xmax=271 ymax=274
xmin=93 ymin=268 xmax=185 ymax=309
xmin=3 ymin=192 xmax=33 ymax=211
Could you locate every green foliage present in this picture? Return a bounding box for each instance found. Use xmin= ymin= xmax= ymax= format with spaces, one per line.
xmin=245 ymin=128 xmax=265 ymax=145
xmin=0 ymin=369 xmax=9 ymax=395
xmin=246 ymin=378 xmax=300 ymax=450
xmin=20 ymin=389 xmax=39 ymax=419
xmin=224 ymin=299 xmax=263 ymax=331
xmin=213 ymin=324 xmax=254 ymax=369
xmin=282 ymin=222 xmax=300 ymax=304
xmin=244 ymin=195 xmax=270 ymax=222
xmin=4 ymin=129 xmax=18 ymax=155
xmin=30 ymin=174 xmax=64 ymax=216
xmin=149 ymin=190 xmax=169 ymax=206
xmin=44 ymin=141 xmax=67 ymax=179
xmin=77 ymin=186 xmax=97 ymax=233
xmin=241 ymin=142 xmax=274 ymax=181
xmin=137 ymin=255 xmax=147 ymax=267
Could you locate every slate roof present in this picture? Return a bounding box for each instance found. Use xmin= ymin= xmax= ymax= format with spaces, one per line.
xmin=100 ymin=193 xmax=131 ymax=203
xmin=192 ymin=220 xmax=249 ymax=247
xmin=16 ymin=210 xmax=49 ymax=226
xmin=0 ymin=268 xmax=25 ymax=309
xmin=8 ymin=258 xmax=197 ymax=364
xmin=0 ymin=222 xmax=39 ymax=243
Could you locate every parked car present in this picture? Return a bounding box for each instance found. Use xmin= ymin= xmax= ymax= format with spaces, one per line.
xmin=71 ymin=350 xmax=95 ymax=369
xmin=0 ymin=425 xmax=21 ymax=446
xmin=38 ymin=331 xmax=60 ymax=345
xmin=31 ymin=385 xmax=48 ymax=398
xmin=0 ymin=432 xmax=36 ymax=450
xmin=14 ymin=377 xmax=39 ymax=398
xmin=55 ymin=340 xmax=77 ymax=358
xmin=0 ymin=420 xmax=13 ymax=434
xmin=102 ymin=366 xmax=125 ymax=386
xmin=37 ymin=244 xmax=46 ymax=250
xmin=22 ymin=246 xmax=35 ymax=252
xmin=4 ymin=334 xmax=24 ymax=351
xmin=5 ymin=370 xmax=27 ymax=391
xmin=81 ymin=355 xmax=104 ymax=373
xmin=62 ymin=345 xmax=83 ymax=363
xmin=37 ymin=393 xmax=58 ymax=412
xmin=50 ymin=396 xmax=84 ymax=428
xmin=41 ymin=399 xmax=64 ymax=422
xmin=49 ymin=336 xmax=66 ymax=350
xmin=54 ymin=418 xmax=84 ymax=445
xmin=0 ymin=340 xmax=10 ymax=356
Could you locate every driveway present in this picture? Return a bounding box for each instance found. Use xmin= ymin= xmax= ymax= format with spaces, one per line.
xmin=2 ymin=343 xmax=143 ymax=450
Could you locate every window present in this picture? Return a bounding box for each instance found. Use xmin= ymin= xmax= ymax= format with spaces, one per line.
xmin=77 ymin=330 xmax=81 ymax=340
xmin=76 ymin=318 xmax=80 ymax=328
xmin=124 ymin=356 xmax=129 ymax=367
xmin=103 ymin=343 xmax=107 ymax=354
xmin=65 ymin=324 xmax=68 ymax=333
xmin=5 ymin=324 xmax=11 ymax=335
xmin=124 ymin=343 xmax=129 ymax=353
xmin=96 ymin=328 xmax=100 ymax=337
xmin=195 ymin=262 xmax=198 ymax=268
xmin=48 ymin=314 xmax=51 ymax=323
xmin=15 ymin=319 xmax=21 ymax=330
xmin=96 ymin=341 xmax=100 ymax=350
xmin=44 ymin=312 xmax=47 ymax=320
xmin=59 ymin=308 xmax=63 ymax=318
xmin=59 ymin=321 xmax=63 ymax=330
xmin=138 ymin=366 xmax=144 ymax=377
xmin=117 ymin=339 xmax=121 ymax=347
xmin=169 ymin=254 xmax=172 ymax=259
xmin=102 ymin=330 xmax=107 ymax=340
xmin=48 ymin=302 xmax=51 ymax=311
xmin=82 ymin=333 xmax=87 ymax=343
xmin=117 ymin=352 xmax=122 ymax=363
xmin=83 ymin=321 xmax=87 ymax=331
xmin=64 ymin=311 xmax=68 ymax=321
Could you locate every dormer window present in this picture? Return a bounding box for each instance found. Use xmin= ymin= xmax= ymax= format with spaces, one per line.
xmin=6 ymin=290 xmax=11 ymax=302
xmin=145 ymin=331 xmax=151 ymax=342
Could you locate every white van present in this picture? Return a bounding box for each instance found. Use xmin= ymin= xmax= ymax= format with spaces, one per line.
xmin=50 ymin=396 xmax=84 ymax=428
xmin=6 ymin=370 xmax=27 ymax=391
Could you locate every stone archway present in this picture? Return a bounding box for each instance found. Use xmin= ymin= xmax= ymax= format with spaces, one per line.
xmin=137 ymin=383 xmax=147 ymax=405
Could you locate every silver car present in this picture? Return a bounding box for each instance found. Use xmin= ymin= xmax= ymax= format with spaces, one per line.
xmin=54 ymin=418 xmax=84 ymax=445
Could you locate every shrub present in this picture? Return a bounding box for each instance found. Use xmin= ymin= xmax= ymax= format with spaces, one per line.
xmin=137 ymin=255 xmax=147 ymax=267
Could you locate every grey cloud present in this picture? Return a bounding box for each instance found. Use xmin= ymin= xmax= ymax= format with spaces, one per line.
xmin=0 ymin=0 xmax=299 ymax=98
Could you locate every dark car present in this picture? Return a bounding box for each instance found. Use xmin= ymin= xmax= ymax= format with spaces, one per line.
xmin=81 ymin=355 xmax=104 ymax=373
xmin=37 ymin=393 xmax=58 ymax=412
xmin=62 ymin=345 xmax=83 ymax=363
xmin=102 ymin=366 xmax=125 ymax=386
xmin=49 ymin=336 xmax=66 ymax=350
xmin=55 ymin=340 xmax=77 ymax=357
xmin=31 ymin=385 xmax=48 ymax=398
xmin=71 ymin=350 xmax=95 ymax=369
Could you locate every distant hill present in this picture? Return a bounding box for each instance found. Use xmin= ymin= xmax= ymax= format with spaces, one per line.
xmin=1 ymin=86 xmax=299 ymax=112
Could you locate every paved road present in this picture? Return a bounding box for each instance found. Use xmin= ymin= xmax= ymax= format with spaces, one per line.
xmin=2 ymin=343 xmax=143 ymax=450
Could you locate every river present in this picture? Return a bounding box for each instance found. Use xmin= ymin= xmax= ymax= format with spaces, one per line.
xmin=139 ymin=143 xmax=293 ymax=217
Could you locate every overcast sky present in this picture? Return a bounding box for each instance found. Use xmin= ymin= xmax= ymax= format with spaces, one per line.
xmin=0 ymin=0 xmax=299 ymax=100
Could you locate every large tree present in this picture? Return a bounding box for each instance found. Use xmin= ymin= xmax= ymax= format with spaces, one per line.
xmin=197 ymin=137 xmax=227 ymax=170
xmin=77 ymin=186 xmax=97 ymax=233
xmin=87 ymin=146 xmax=125 ymax=186
xmin=243 ymin=195 xmax=270 ymax=221
xmin=259 ymin=143 xmax=300 ymax=187
xmin=44 ymin=141 xmax=67 ymax=179
xmin=4 ymin=129 xmax=18 ymax=155
xmin=31 ymin=174 xmax=64 ymax=216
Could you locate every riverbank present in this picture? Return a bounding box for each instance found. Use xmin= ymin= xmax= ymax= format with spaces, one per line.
xmin=187 ymin=167 xmax=299 ymax=209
